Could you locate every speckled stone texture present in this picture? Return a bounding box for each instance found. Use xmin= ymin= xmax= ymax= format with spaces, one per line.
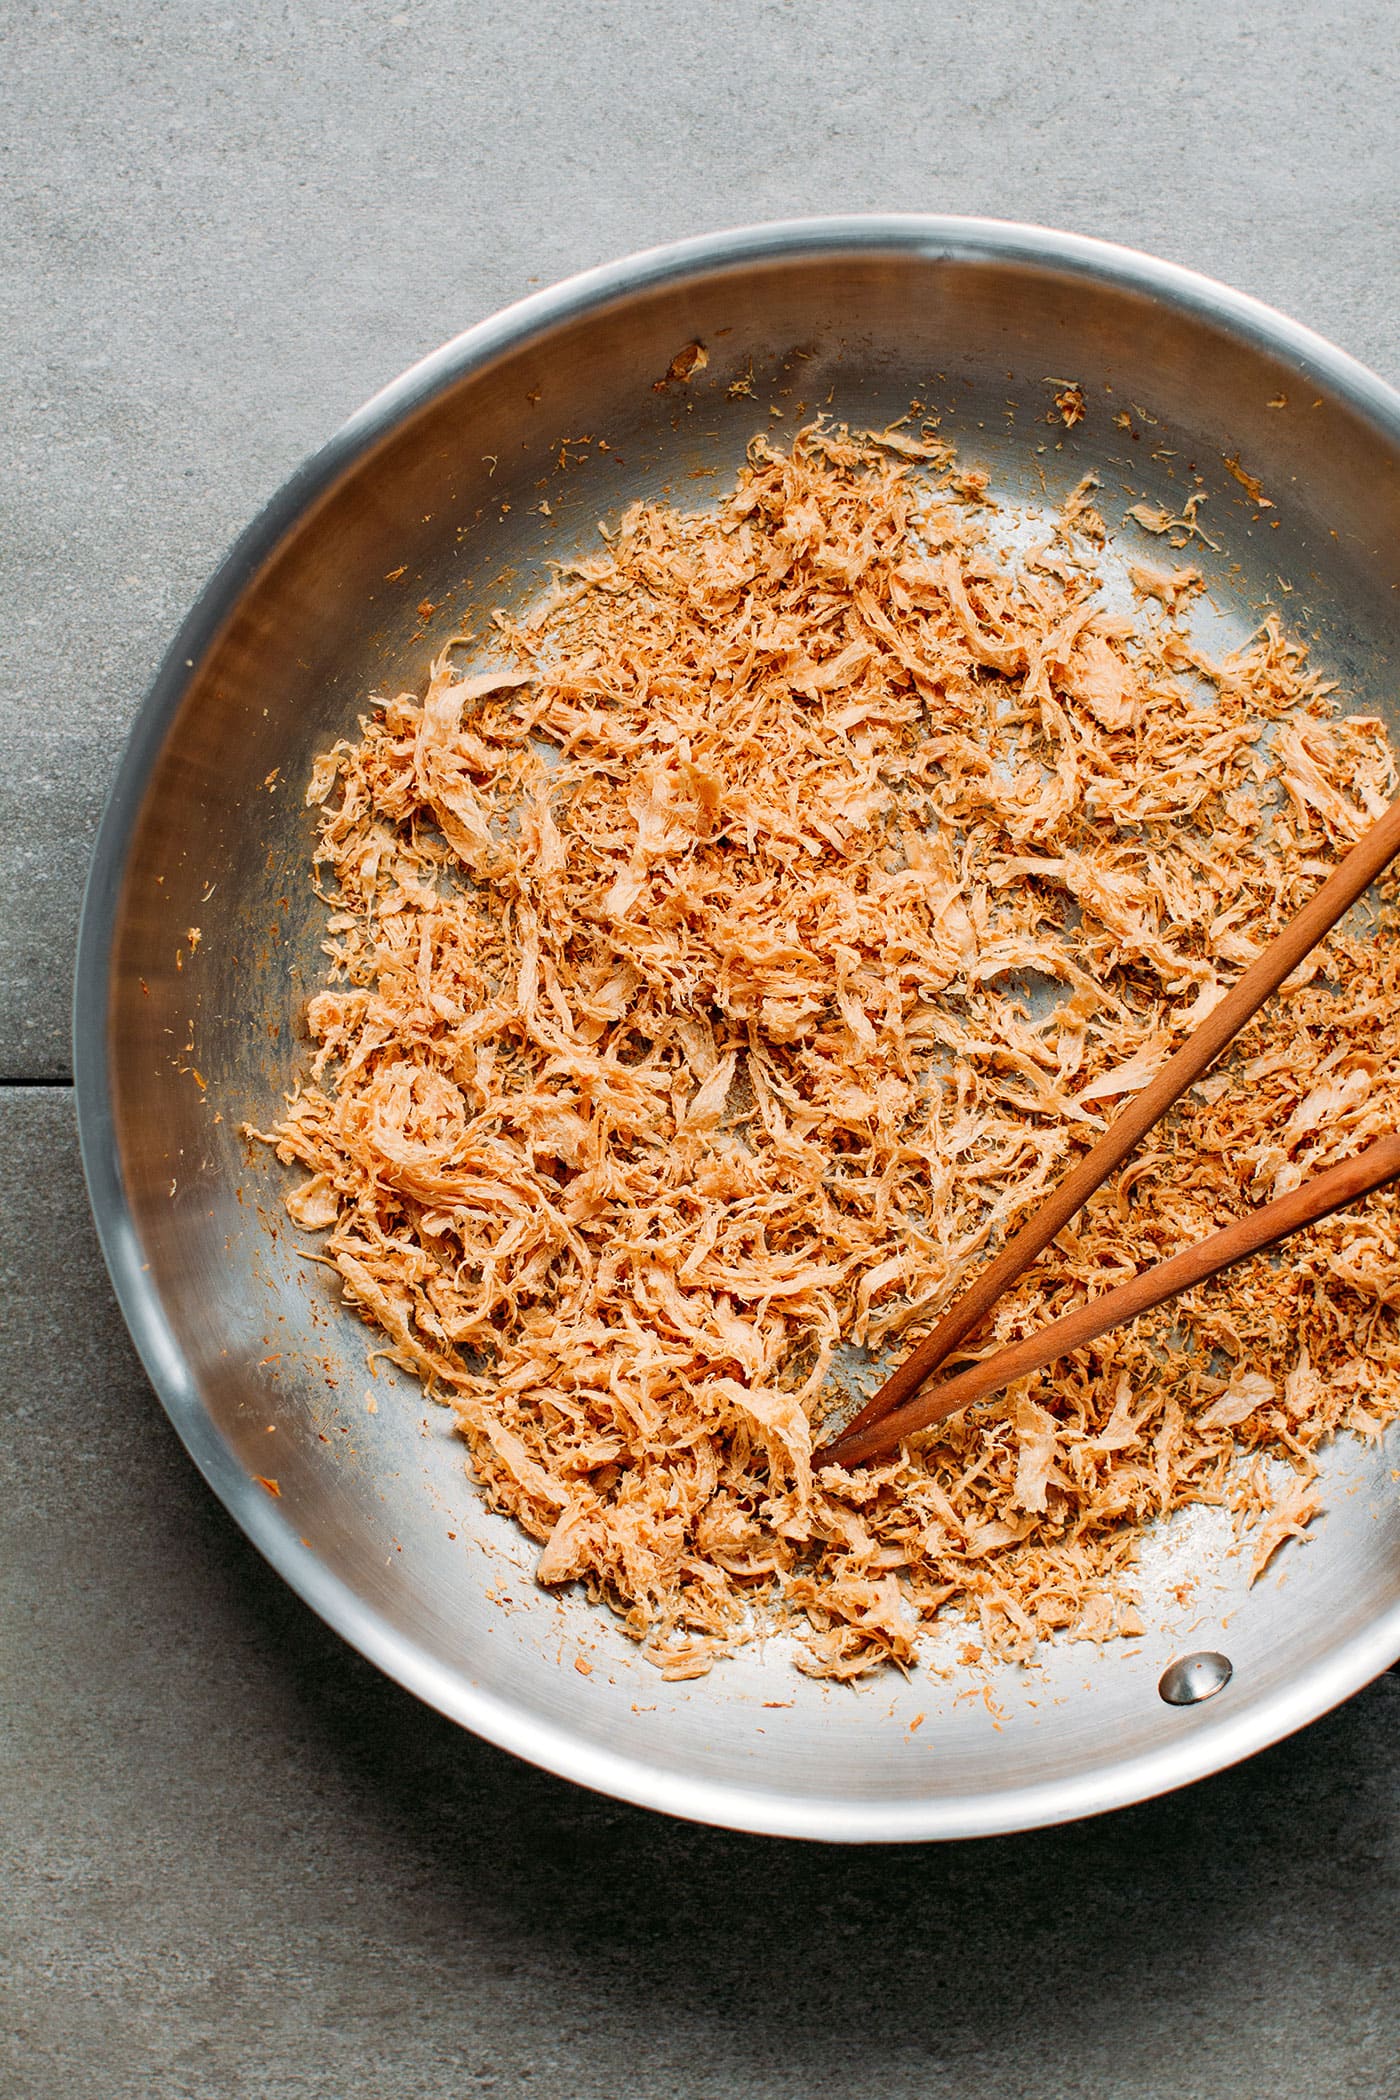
xmin=5 ymin=2 xmax=1400 ymax=2092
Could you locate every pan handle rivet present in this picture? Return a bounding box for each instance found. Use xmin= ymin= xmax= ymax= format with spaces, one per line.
xmin=1158 ymin=1651 xmax=1233 ymax=1706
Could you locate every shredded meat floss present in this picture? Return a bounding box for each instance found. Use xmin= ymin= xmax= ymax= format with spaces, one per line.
xmin=254 ymin=423 xmax=1400 ymax=1681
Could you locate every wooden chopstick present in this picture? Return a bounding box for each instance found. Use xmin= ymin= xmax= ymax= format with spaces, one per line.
xmin=820 ymin=794 xmax=1400 ymax=1461
xmin=816 ymin=1134 xmax=1400 ymax=1469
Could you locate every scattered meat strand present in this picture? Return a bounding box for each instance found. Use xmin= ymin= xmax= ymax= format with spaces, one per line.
xmin=253 ymin=422 xmax=1400 ymax=1680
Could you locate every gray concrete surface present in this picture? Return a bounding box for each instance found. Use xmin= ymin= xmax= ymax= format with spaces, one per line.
xmin=4 ymin=3 xmax=1400 ymax=2094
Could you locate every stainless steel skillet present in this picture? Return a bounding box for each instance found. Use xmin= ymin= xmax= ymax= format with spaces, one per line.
xmin=74 ymin=218 xmax=1400 ymax=1840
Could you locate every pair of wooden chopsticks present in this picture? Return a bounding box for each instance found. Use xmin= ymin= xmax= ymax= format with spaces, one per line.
xmin=814 ymin=798 xmax=1400 ymax=1471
